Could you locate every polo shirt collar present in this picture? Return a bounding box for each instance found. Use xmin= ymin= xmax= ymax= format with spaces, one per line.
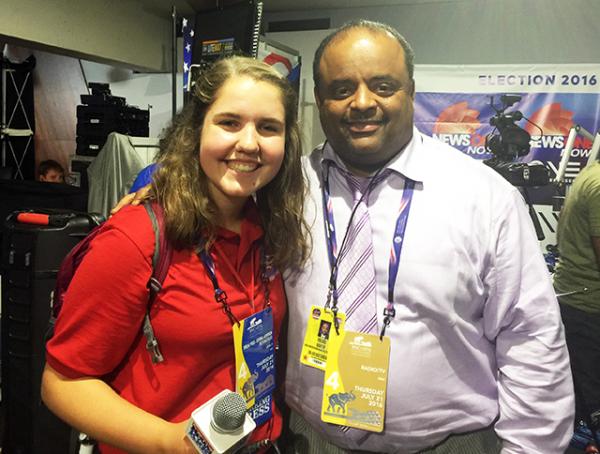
xmin=216 ymin=199 xmax=264 ymax=259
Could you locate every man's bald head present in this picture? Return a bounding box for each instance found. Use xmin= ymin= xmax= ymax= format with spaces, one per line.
xmin=313 ymin=20 xmax=415 ymax=92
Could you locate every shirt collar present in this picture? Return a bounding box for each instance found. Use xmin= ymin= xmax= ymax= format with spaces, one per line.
xmin=320 ymin=126 xmax=427 ymax=183
xmin=213 ymin=199 xmax=263 ymax=275
xmin=216 ymin=198 xmax=263 ymax=244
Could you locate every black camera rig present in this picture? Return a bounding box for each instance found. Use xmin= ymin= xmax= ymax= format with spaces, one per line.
xmin=484 ymin=94 xmax=550 ymax=240
xmin=484 ymin=94 xmax=550 ymax=188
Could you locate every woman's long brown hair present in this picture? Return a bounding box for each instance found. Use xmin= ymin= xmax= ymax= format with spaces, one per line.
xmin=151 ymin=56 xmax=310 ymax=271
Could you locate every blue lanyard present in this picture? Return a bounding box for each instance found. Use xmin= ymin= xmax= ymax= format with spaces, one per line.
xmin=382 ymin=178 xmax=415 ymax=335
xmin=321 ymin=163 xmax=415 ymax=337
xmin=197 ymin=245 xmax=271 ymax=326
xmin=321 ymin=165 xmax=339 ymax=271
xmin=322 ymin=163 xmax=385 ymax=308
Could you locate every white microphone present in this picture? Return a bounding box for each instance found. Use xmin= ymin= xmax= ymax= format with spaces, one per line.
xmin=186 ymin=390 xmax=256 ymax=454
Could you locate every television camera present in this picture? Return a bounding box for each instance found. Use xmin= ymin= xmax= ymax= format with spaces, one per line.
xmin=484 ymin=94 xmax=551 ymax=188
xmin=484 ymin=94 xmax=550 ymax=241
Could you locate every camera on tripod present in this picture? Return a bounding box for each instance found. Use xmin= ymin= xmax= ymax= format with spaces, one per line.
xmin=484 ymin=94 xmax=550 ymax=187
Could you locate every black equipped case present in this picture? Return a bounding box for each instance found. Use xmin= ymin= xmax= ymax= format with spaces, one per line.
xmin=1 ymin=209 xmax=102 ymax=454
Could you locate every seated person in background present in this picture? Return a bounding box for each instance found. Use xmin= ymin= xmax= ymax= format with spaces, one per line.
xmin=553 ymin=158 xmax=600 ymax=441
xmin=38 ymin=159 xmax=65 ymax=183
xmin=41 ymin=55 xmax=309 ymax=454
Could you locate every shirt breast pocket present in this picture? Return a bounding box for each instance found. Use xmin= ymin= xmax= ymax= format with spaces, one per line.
xmin=394 ymin=248 xmax=485 ymax=328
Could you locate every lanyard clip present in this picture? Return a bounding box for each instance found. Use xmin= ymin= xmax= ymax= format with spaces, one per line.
xmin=214 ymin=288 xmax=239 ymax=326
xmin=380 ymin=306 xmax=396 ymax=340
xmin=215 ymin=288 xmax=227 ymax=304
xmin=332 ymin=305 xmax=341 ymax=335
xmin=325 ymin=284 xmax=334 ymax=310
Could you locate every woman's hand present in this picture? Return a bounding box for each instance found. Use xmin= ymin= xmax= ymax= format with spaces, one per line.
xmin=41 ymin=364 xmax=197 ymax=454
xmin=165 ymin=420 xmax=198 ymax=454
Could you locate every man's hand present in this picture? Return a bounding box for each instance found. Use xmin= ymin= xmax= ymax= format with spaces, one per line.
xmin=110 ymin=185 xmax=152 ymax=216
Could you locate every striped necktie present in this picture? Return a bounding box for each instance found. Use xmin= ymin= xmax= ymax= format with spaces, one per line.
xmin=335 ymin=170 xmax=382 ymax=334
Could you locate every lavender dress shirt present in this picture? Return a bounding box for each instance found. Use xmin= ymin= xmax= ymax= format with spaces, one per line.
xmin=283 ymin=128 xmax=574 ymax=453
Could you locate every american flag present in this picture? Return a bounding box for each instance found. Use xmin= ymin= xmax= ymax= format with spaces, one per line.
xmin=182 ymin=16 xmax=195 ymax=91
xmin=258 ymin=47 xmax=301 ymax=89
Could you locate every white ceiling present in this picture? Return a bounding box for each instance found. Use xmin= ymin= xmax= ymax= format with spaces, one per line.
xmin=261 ymin=0 xmax=452 ymax=12
xmin=183 ymin=0 xmax=454 ymax=14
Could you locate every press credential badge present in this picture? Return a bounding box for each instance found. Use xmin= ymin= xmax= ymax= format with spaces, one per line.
xmin=300 ymin=305 xmax=346 ymax=371
xmin=321 ymin=330 xmax=390 ymax=432
xmin=232 ymin=308 xmax=275 ymax=426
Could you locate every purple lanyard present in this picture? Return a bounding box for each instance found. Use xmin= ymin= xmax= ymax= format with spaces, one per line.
xmin=198 ymin=246 xmax=271 ymax=326
xmin=321 ymin=163 xmax=416 ymax=337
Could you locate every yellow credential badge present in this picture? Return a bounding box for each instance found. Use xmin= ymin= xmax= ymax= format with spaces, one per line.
xmin=300 ymin=305 xmax=346 ymax=371
xmin=233 ymin=322 xmax=255 ymax=409
xmin=321 ymin=330 xmax=390 ymax=433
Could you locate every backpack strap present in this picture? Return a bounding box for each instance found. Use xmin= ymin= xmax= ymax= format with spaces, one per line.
xmin=142 ymin=202 xmax=173 ymax=364
xmin=47 ymin=222 xmax=106 ymax=341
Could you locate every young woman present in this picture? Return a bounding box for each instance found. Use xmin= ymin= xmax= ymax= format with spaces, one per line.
xmin=42 ymin=56 xmax=309 ymax=454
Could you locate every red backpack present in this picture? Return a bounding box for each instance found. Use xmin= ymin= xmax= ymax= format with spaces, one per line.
xmin=48 ymin=202 xmax=172 ymax=363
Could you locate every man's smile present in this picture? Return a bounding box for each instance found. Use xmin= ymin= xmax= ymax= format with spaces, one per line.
xmin=345 ymin=120 xmax=384 ymax=134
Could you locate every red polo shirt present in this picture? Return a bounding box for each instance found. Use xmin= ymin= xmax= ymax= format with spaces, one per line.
xmin=46 ymin=203 xmax=286 ymax=453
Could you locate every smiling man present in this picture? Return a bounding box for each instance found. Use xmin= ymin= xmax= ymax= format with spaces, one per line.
xmin=314 ymin=27 xmax=414 ymax=175
xmin=282 ymin=20 xmax=574 ymax=454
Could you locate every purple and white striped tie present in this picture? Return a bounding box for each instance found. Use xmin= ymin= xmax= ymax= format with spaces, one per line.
xmin=336 ymin=173 xmax=378 ymax=334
